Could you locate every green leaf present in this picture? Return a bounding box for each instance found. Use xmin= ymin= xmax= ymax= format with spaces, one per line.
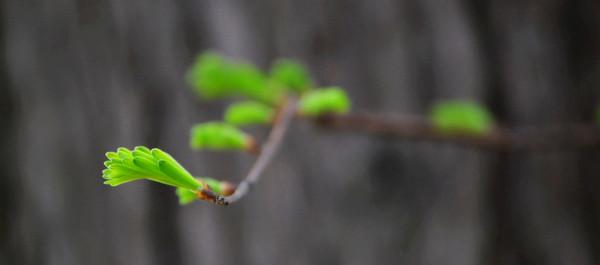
xmin=186 ymin=52 xmax=281 ymax=104
xmin=224 ymin=101 xmax=274 ymax=126
xmin=157 ymin=159 xmax=202 ymax=191
xmin=102 ymin=146 xmax=201 ymax=190
xmin=269 ymin=59 xmax=312 ymax=93
xmin=190 ymin=122 xmax=251 ymax=151
xmin=298 ymin=87 xmax=351 ymax=116
xmin=430 ymin=101 xmax=494 ymax=135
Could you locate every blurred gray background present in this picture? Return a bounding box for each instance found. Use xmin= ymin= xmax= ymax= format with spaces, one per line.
xmin=1 ymin=0 xmax=600 ymax=264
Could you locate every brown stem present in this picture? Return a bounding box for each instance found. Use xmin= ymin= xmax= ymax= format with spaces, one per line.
xmin=315 ymin=112 xmax=600 ymax=152
xmin=224 ymin=98 xmax=297 ymax=204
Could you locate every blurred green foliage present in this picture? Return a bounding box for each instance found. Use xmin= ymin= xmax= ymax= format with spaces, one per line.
xmin=102 ymin=146 xmax=201 ymax=190
xmin=430 ymin=101 xmax=493 ymax=135
xmin=190 ymin=122 xmax=251 ymax=151
xmin=298 ymin=87 xmax=350 ymax=116
xmin=187 ymin=52 xmax=280 ymax=104
xmin=187 ymin=52 xmax=324 ymax=106
xmin=187 ymin=51 xmax=351 ymax=117
xmin=224 ymin=101 xmax=274 ymax=126
xmin=269 ymin=59 xmax=313 ymax=93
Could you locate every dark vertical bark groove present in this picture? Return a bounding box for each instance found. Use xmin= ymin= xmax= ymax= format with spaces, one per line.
xmin=144 ymin=88 xmax=183 ymax=265
xmin=0 ymin=1 xmax=22 ymax=263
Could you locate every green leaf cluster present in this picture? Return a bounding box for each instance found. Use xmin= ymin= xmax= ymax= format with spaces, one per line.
xmin=102 ymin=147 xmax=201 ymax=190
xmin=430 ymin=101 xmax=494 ymax=135
xmin=224 ymin=101 xmax=274 ymax=126
xmin=187 ymin=51 xmax=352 ymax=125
xmin=298 ymin=87 xmax=351 ymax=116
xmin=187 ymin=52 xmax=316 ymax=105
xmin=190 ymin=122 xmax=251 ymax=151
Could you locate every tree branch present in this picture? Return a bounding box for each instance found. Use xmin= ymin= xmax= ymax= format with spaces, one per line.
xmin=223 ymin=98 xmax=297 ymax=204
xmin=211 ymin=109 xmax=597 ymax=205
xmin=315 ymin=112 xmax=600 ymax=151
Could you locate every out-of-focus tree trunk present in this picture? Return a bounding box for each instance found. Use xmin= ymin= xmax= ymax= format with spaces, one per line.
xmin=1 ymin=0 xmax=599 ymax=264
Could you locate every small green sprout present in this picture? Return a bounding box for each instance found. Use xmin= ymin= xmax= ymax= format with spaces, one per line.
xmin=102 ymin=146 xmax=201 ymax=190
xmin=190 ymin=122 xmax=258 ymax=153
xmin=298 ymin=87 xmax=351 ymax=116
xmin=269 ymin=59 xmax=313 ymax=93
xmin=430 ymin=101 xmax=494 ymax=135
xmin=103 ymin=146 xmax=235 ymax=205
xmin=224 ymin=101 xmax=275 ymax=126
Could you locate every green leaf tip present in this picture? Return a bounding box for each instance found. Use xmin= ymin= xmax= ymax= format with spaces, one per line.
xmin=269 ymin=59 xmax=312 ymax=93
xmin=186 ymin=51 xmax=281 ymax=104
xmin=190 ymin=122 xmax=256 ymax=152
xmin=224 ymin=101 xmax=275 ymax=126
xmin=102 ymin=146 xmax=201 ymax=190
xmin=298 ymin=87 xmax=351 ymax=116
xmin=175 ymin=187 xmax=198 ymax=205
xmin=430 ymin=100 xmax=494 ymax=135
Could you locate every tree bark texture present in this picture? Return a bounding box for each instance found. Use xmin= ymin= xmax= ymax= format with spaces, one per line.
xmin=1 ymin=0 xmax=599 ymax=264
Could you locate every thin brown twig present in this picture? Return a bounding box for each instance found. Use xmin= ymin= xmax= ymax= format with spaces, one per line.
xmin=224 ymin=98 xmax=297 ymax=204
xmin=314 ymin=112 xmax=600 ymax=151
